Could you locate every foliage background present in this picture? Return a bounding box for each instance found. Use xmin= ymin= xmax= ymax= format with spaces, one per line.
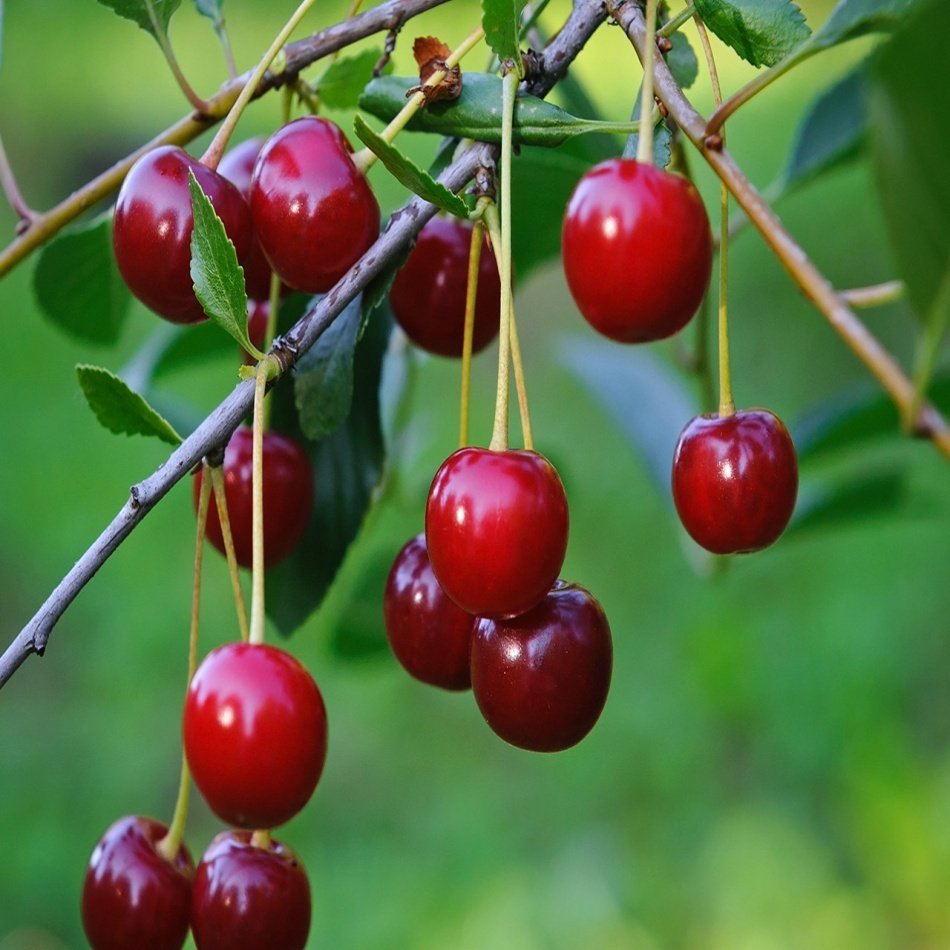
xmin=1 ymin=1 xmax=948 ymax=947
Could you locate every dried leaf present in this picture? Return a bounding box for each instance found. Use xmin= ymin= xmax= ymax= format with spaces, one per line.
xmin=409 ymin=35 xmax=462 ymax=104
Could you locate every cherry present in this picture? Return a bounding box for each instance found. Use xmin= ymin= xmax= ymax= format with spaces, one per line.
xmin=561 ymin=158 xmax=712 ymax=343
xmin=425 ymin=447 xmax=569 ymax=619
xmin=383 ymin=534 xmax=476 ymax=691
xmin=250 ymin=116 xmax=380 ymax=293
xmin=671 ymin=409 xmax=798 ymax=554
xmin=193 ymin=425 xmax=313 ymax=568
xmin=471 ymin=581 xmax=612 ymax=752
xmin=218 ymin=137 xmax=281 ymax=301
xmin=244 ymin=298 xmax=270 ymax=363
xmin=389 ymin=216 xmax=501 ymax=357
xmin=191 ymin=830 xmax=310 ymax=950
xmin=183 ymin=642 xmax=328 ymax=829
xmin=81 ymin=815 xmax=193 ymax=950
xmin=113 ymin=144 xmax=253 ymax=324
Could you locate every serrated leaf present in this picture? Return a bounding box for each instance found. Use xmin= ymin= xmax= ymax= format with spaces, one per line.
xmin=294 ymin=294 xmax=364 ymax=441
xmin=188 ymin=170 xmax=257 ymax=355
xmin=265 ymin=310 xmax=390 ymax=635
xmin=360 ymin=73 xmax=626 ymax=148
xmin=806 ymin=0 xmax=915 ymax=53
xmin=194 ymin=0 xmax=222 ymax=22
xmin=694 ymin=0 xmax=811 ymax=67
xmin=353 ymin=115 xmax=468 ymax=217
xmin=33 ymin=214 xmax=131 ymax=345
xmin=667 ymin=32 xmax=699 ymax=89
xmin=869 ymin=0 xmax=950 ymax=337
xmin=98 ymin=0 xmax=181 ymax=40
xmin=316 ymin=49 xmax=386 ymax=110
xmin=781 ymin=65 xmax=866 ymax=193
xmin=482 ymin=0 xmax=527 ymax=66
xmin=787 ymin=468 xmax=908 ymax=536
xmin=76 ymin=364 xmax=182 ymax=445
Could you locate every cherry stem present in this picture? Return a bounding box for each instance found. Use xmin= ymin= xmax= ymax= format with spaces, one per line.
xmin=521 ymin=0 xmax=553 ymax=38
xmin=201 ymin=0 xmax=319 ymax=170
xmin=635 ymin=0 xmax=659 ymax=164
xmin=155 ymin=466 xmax=211 ymax=863
xmin=0 ymin=134 xmax=36 ymax=231
xmin=208 ymin=464 xmax=250 ymax=642
xmin=146 ymin=0 xmax=211 ymax=114
xmin=706 ymin=55 xmax=801 ymax=138
xmin=840 ymin=280 xmax=905 ymax=308
xmin=251 ymin=829 xmax=272 ymax=850
xmin=352 ymin=26 xmax=485 ymax=174
xmin=249 ymin=358 xmax=277 ymax=647
xmin=459 ymin=218 xmax=484 ymax=448
xmin=658 ymin=3 xmax=696 ymax=38
xmin=216 ymin=21 xmax=239 ymax=80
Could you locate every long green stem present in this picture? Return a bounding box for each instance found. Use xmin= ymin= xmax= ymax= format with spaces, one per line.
xmin=521 ymin=0 xmax=554 ymax=38
xmin=146 ymin=0 xmax=210 ymax=113
xmin=658 ymin=3 xmax=696 ymax=38
xmin=208 ymin=464 xmax=250 ymax=643
xmin=0 ymin=134 xmax=35 ymax=229
xmin=636 ymin=0 xmax=659 ymax=164
xmin=459 ymin=220 xmax=484 ymax=448
xmin=706 ymin=53 xmax=801 ymax=137
xmin=249 ymin=362 xmax=272 ymax=646
xmin=202 ymin=0 xmax=320 ymax=169
xmin=840 ymin=280 xmax=905 ymax=309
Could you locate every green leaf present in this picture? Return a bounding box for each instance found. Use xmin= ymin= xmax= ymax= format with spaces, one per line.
xmin=693 ymin=0 xmax=811 ymax=67
xmin=482 ymin=0 xmax=527 ymax=66
xmin=360 ymin=73 xmax=628 ymax=148
xmin=294 ymin=294 xmax=364 ymax=441
xmin=265 ymin=310 xmax=390 ymax=635
xmin=0 ymin=0 xmax=5 ymax=71
xmin=788 ymin=468 xmax=908 ymax=536
xmin=781 ymin=65 xmax=866 ymax=193
xmin=97 ymin=0 xmax=181 ymax=40
xmin=666 ymin=32 xmax=699 ymax=90
xmin=622 ymin=86 xmax=673 ymax=168
xmin=33 ymin=214 xmax=131 ymax=345
xmin=352 ymin=115 xmax=469 ymax=218
xmin=805 ymin=0 xmax=916 ymax=53
xmin=76 ymin=364 xmax=182 ymax=445
xmin=316 ymin=49 xmax=386 ymax=110
xmin=869 ymin=0 xmax=950 ymax=335
xmin=194 ymin=0 xmax=222 ymax=23
xmin=188 ymin=170 xmax=257 ymax=355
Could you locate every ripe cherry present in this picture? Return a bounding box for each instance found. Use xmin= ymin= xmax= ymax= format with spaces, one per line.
xmin=471 ymin=582 xmax=612 ymax=752
xmin=191 ymin=830 xmax=311 ymax=950
xmin=81 ymin=815 xmax=193 ymax=950
xmin=193 ymin=425 xmax=313 ymax=568
xmin=113 ymin=145 xmax=253 ymax=324
xmin=183 ymin=642 xmax=328 ymax=829
xmin=383 ymin=534 xmax=476 ymax=691
xmin=671 ymin=409 xmax=798 ymax=554
xmin=425 ymin=447 xmax=569 ymax=619
xmin=250 ymin=116 xmax=380 ymax=293
xmin=561 ymin=159 xmax=712 ymax=343
xmin=389 ymin=216 xmax=501 ymax=357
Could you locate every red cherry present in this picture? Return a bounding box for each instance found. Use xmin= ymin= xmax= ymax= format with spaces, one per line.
xmin=425 ymin=447 xmax=569 ymax=618
xmin=183 ymin=642 xmax=328 ymax=829
xmin=113 ymin=145 xmax=253 ymax=324
xmin=471 ymin=582 xmax=612 ymax=752
xmin=383 ymin=534 xmax=475 ymax=691
xmin=81 ymin=815 xmax=193 ymax=950
xmin=191 ymin=830 xmax=310 ymax=950
xmin=193 ymin=425 xmax=313 ymax=568
xmin=561 ymin=159 xmax=712 ymax=342
xmin=250 ymin=116 xmax=380 ymax=293
xmin=389 ymin=216 xmax=501 ymax=357
xmin=244 ymin=298 xmax=270 ymax=363
xmin=671 ymin=408 xmax=798 ymax=554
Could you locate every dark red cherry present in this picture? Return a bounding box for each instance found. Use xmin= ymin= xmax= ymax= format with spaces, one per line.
xmin=425 ymin=447 xmax=569 ymax=618
xmin=383 ymin=534 xmax=476 ymax=691
xmin=183 ymin=642 xmax=328 ymax=829
xmin=471 ymin=582 xmax=612 ymax=752
xmin=113 ymin=145 xmax=253 ymax=324
xmin=671 ymin=408 xmax=798 ymax=554
xmin=561 ymin=158 xmax=712 ymax=342
xmin=193 ymin=425 xmax=313 ymax=568
xmin=250 ymin=116 xmax=380 ymax=293
xmin=81 ymin=815 xmax=193 ymax=950
xmin=389 ymin=216 xmax=501 ymax=357
xmin=191 ymin=830 xmax=310 ymax=950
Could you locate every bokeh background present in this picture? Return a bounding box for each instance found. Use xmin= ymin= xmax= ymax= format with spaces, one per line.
xmin=1 ymin=1 xmax=948 ymax=947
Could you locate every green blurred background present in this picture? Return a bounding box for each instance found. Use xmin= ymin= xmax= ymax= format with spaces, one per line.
xmin=1 ymin=1 xmax=949 ymax=947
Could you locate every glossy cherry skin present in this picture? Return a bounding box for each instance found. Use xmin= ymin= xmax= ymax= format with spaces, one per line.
xmin=562 ymin=159 xmax=712 ymax=343
xmin=193 ymin=425 xmax=313 ymax=568
xmin=671 ymin=409 xmax=798 ymax=554
xmin=471 ymin=582 xmax=612 ymax=752
xmin=250 ymin=116 xmax=380 ymax=293
xmin=383 ymin=534 xmax=476 ymax=691
xmin=113 ymin=145 xmax=253 ymax=324
xmin=389 ymin=216 xmax=501 ymax=357
xmin=191 ymin=830 xmax=311 ymax=950
xmin=183 ymin=642 xmax=328 ymax=829
xmin=81 ymin=815 xmax=194 ymax=950
xmin=425 ymin=447 xmax=569 ymax=619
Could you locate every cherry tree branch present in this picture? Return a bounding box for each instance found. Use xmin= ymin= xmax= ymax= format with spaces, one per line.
xmin=0 ymin=0 xmax=608 ymax=690
xmin=606 ymin=0 xmax=950 ymax=459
